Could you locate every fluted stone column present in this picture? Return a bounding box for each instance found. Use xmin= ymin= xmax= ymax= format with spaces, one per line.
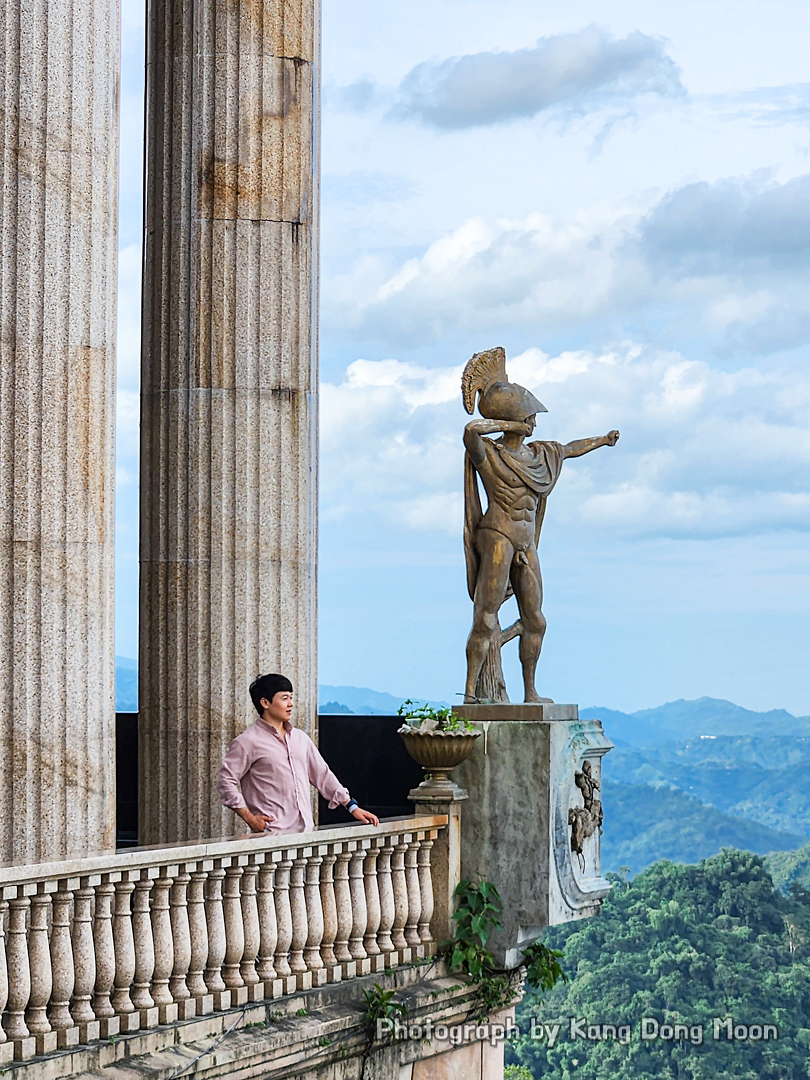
xmin=0 ymin=0 xmax=119 ymax=863
xmin=139 ymin=0 xmax=320 ymax=843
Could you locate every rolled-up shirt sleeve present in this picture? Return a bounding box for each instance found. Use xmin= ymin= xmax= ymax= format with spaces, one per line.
xmin=216 ymin=735 xmax=251 ymax=810
xmin=306 ymin=738 xmax=350 ymax=809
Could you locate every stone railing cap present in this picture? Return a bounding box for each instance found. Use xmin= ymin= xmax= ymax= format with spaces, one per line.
xmin=0 ymin=814 xmax=448 ymax=887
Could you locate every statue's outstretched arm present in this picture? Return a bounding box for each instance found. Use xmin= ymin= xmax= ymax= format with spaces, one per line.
xmin=563 ymin=430 xmax=620 ymax=459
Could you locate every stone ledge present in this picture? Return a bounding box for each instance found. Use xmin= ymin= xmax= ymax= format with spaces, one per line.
xmin=1 ymin=959 xmax=490 ymax=1080
xmin=453 ymin=703 xmax=578 ymax=721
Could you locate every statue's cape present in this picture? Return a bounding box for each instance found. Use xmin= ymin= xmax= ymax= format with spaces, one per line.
xmin=464 ymin=439 xmax=565 ymax=600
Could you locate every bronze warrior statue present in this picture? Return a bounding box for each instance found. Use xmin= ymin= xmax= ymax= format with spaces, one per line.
xmin=462 ymin=347 xmax=619 ymax=703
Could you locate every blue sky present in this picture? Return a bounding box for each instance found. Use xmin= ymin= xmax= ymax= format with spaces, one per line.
xmin=115 ymin=0 xmax=810 ymax=713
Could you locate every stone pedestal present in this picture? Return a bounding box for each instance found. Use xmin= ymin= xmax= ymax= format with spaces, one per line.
xmin=0 ymin=0 xmax=119 ymax=863
xmin=139 ymin=0 xmax=320 ymax=843
xmin=453 ymin=704 xmax=612 ymax=969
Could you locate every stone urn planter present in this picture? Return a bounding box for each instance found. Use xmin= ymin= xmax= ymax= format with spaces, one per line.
xmin=397 ymin=703 xmax=480 ymax=794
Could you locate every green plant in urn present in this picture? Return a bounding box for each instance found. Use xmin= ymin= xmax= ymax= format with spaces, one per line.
xmin=397 ymin=701 xmax=480 ymax=791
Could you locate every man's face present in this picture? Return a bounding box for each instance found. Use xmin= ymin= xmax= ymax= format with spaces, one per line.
xmin=261 ymin=691 xmax=293 ymax=724
xmin=525 ymin=414 xmax=536 ymax=434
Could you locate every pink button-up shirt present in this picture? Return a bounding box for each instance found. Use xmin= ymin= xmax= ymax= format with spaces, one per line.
xmin=216 ymin=718 xmax=350 ymax=834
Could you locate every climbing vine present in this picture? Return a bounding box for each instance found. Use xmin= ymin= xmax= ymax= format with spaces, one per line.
xmin=448 ymin=878 xmax=566 ymax=1019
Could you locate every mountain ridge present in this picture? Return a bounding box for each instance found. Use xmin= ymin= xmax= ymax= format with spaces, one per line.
xmin=584 ymin=696 xmax=810 ymax=744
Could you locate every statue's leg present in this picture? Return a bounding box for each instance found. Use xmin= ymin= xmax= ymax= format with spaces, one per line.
xmin=465 ymin=530 xmax=513 ymax=702
xmin=512 ymin=547 xmax=547 ymax=703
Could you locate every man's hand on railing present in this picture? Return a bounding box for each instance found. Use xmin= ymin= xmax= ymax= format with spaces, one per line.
xmin=350 ymin=806 xmax=380 ymax=826
xmin=235 ymin=806 xmax=275 ymax=833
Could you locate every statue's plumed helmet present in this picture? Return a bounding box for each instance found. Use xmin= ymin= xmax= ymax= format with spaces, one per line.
xmin=461 ymin=347 xmax=547 ymax=421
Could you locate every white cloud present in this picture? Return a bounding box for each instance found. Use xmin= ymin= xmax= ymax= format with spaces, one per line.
xmin=323 ymin=173 xmax=810 ymax=358
xmin=393 ymin=26 xmax=684 ymax=129
xmin=321 ymin=346 xmax=810 ymax=541
xmin=325 ymin=207 xmax=638 ymax=345
xmin=639 ymin=171 xmax=810 ymax=274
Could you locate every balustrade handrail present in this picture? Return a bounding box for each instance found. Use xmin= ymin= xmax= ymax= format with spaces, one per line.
xmin=0 ymin=815 xmax=447 ymax=889
xmin=0 ymin=815 xmax=448 ymax=1063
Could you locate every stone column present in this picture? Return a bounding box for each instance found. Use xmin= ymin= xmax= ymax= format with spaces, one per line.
xmin=0 ymin=0 xmax=119 ymax=863
xmin=139 ymin=0 xmax=320 ymax=843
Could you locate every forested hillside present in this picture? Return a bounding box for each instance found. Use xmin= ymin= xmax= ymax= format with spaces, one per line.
xmin=593 ymin=704 xmax=810 ymax=873
xmin=507 ymin=851 xmax=810 ymax=1080
xmin=605 ymin=735 xmax=810 ymax=838
xmin=765 ymin=843 xmax=810 ymax=894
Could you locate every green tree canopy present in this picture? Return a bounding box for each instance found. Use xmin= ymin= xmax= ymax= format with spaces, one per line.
xmin=509 ymin=850 xmax=810 ymax=1079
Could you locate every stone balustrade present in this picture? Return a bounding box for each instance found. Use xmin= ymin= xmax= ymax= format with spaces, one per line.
xmin=0 ymin=817 xmax=446 ymax=1063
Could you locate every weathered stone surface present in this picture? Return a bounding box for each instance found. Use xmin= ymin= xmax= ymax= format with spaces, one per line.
xmin=139 ymin=0 xmax=320 ymax=843
xmin=3 ymin=960 xmax=500 ymax=1080
xmin=0 ymin=0 xmax=118 ymax=863
xmin=410 ymin=794 xmax=463 ymax=947
xmin=455 ymin=703 xmax=578 ymax=722
xmin=454 ymin=707 xmax=613 ymax=968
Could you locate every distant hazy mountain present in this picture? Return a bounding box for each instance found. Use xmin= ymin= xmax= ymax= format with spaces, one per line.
xmin=587 ymin=700 xmax=810 ymax=872
xmin=602 ymin=781 xmax=805 ymax=875
xmin=115 ymin=656 xmax=137 ymax=711
xmin=606 ymin=734 xmax=810 ymax=837
xmin=318 ymin=685 xmax=450 ymax=715
xmin=115 ymin=669 xmax=446 ymax=715
xmin=585 ymin=697 xmax=810 ymax=745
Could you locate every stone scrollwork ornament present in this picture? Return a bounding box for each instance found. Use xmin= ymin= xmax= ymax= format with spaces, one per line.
xmin=568 ymin=760 xmax=603 ymax=870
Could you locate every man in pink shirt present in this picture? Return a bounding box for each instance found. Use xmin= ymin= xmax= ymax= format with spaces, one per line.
xmin=217 ymin=673 xmax=380 ymax=835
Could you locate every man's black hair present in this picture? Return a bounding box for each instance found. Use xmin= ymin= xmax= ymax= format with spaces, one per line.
xmin=249 ymin=673 xmax=293 ymax=715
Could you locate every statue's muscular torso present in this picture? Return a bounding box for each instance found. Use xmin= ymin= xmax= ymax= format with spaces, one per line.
xmin=476 ymin=440 xmax=539 ymax=550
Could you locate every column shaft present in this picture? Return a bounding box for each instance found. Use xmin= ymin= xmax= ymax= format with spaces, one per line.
xmin=0 ymin=0 xmax=119 ymax=863
xmin=139 ymin=0 xmax=319 ymax=843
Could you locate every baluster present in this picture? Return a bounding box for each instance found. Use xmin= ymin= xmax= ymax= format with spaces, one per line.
xmin=48 ymin=885 xmax=75 ymax=1037
xmin=418 ymin=837 xmax=435 ymax=944
xmin=404 ymin=839 xmax=422 ymax=948
xmin=319 ymin=853 xmax=338 ymax=970
xmin=187 ymin=870 xmax=210 ymax=999
xmin=70 ymin=882 xmax=97 ymax=1030
xmin=27 ymin=886 xmax=53 ymax=1039
xmin=256 ymin=860 xmax=278 ymax=983
xmin=303 ymin=855 xmax=324 ymax=976
xmin=131 ymin=876 xmax=156 ymax=1016
xmin=48 ymin=884 xmax=75 ymax=1044
xmin=111 ymin=878 xmax=137 ymax=1027
xmin=273 ymin=856 xmax=293 ymax=980
xmin=150 ymin=873 xmax=175 ymax=1018
xmin=5 ymin=893 xmax=31 ymax=1040
xmin=222 ymin=863 xmax=245 ymax=990
xmin=92 ymin=879 xmax=117 ymax=1029
xmin=169 ymin=871 xmax=193 ymax=1015
xmin=204 ymin=865 xmax=229 ymax=1006
xmin=363 ymin=846 xmax=381 ymax=960
xmin=376 ymin=841 xmax=395 ymax=955
xmin=240 ymin=861 xmax=260 ymax=990
xmin=333 ymin=848 xmax=353 ymax=966
xmin=390 ymin=838 xmax=409 ymax=953
xmin=348 ymin=846 xmax=368 ymax=965
xmin=0 ymin=899 xmax=8 ymax=1043
xmin=288 ymin=854 xmax=308 ymax=980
